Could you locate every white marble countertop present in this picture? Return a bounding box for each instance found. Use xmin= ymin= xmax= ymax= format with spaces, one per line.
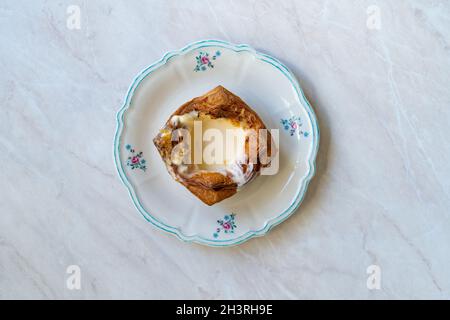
xmin=1 ymin=0 xmax=449 ymax=299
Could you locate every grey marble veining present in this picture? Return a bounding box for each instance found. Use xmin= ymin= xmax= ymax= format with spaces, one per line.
xmin=0 ymin=0 xmax=449 ymax=299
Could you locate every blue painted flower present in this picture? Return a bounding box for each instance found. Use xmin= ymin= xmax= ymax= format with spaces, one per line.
xmin=194 ymin=51 xmax=221 ymax=72
xmin=281 ymin=116 xmax=309 ymax=138
xmin=213 ymin=213 xmax=236 ymax=238
xmin=126 ymin=145 xmax=147 ymax=171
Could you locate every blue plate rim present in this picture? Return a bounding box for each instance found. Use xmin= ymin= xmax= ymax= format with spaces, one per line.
xmin=113 ymin=39 xmax=320 ymax=247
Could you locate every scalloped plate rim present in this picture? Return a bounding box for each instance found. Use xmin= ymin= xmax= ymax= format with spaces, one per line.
xmin=113 ymin=39 xmax=320 ymax=247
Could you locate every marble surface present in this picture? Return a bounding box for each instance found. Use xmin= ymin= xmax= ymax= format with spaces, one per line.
xmin=1 ymin=0 xmax=449 ymax=299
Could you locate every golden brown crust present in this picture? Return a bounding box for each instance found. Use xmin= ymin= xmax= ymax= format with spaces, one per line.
xmin=184 ymin=184 xmax=237 ymax=206
xmin=153 ymin=86 xmax=272 ymax=206
xmin=174 ymin=86 xmax=267 ymax=131
xmin=181 ymin=172 xmax=237 ymax=206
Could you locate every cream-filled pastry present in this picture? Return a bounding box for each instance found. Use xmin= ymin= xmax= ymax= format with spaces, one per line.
xmin=153 ymin=86 xmax=273 ymax=206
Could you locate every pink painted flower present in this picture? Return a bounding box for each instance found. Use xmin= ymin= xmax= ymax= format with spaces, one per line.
xmin=291 ymin=122 xmax=298 ymax=129
xmin=201 ymin=56 xmax=210 ymax=64
xmin=222 ymin=222 xmax=231 ymax=230
xmin=131 ymin=156 xmax=140 ymax=164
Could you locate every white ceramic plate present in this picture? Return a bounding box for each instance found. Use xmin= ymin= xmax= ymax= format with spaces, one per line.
xmin=114 ymin=40 xmax=319 ymax=246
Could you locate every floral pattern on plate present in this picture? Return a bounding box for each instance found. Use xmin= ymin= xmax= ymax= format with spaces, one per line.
xmin=213 ymin=213 xmax=237 ymax=238
xmin=194 ymin=50 xmax=221 ymax=72
xmin=281 ymin=116 xmax=309 ymax=137
xmin=125 ymin=144 xmax=147 ymax=171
